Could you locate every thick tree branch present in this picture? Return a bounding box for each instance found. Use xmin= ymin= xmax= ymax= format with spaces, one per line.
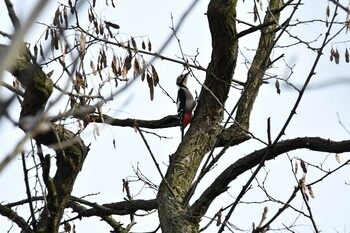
xmin=4 ymin=0 xmax=21 ymax=31
xmin=0 ymin=42 xmax=89 ymax=232
xmin=3 ymin=195 xmax=157 ymax=217
xmin=157 ymin=0 xmax=239 ymax=232
xmin=90 ymin=114 xmax=179 ymax=129
xmin=189 ymin=137 xmax=350 ymax=218
xmin=234 ymin=0 xmax=284 ymax=132
xmin=0 ymin=203 xmax=34 ymax=233
xmin=68 ymin=196 xmax=157 ymax=216
xmin=89 ymin=114 xmax=250 ymax=147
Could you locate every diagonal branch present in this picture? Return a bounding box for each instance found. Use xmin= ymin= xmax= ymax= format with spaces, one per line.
xmin=189 ymin=137 xmax=350 ymax=218
xmin=0 ymin=203 xmax=34 ymax=233
xmin=4 ymin=0 xmax=21 ymax=31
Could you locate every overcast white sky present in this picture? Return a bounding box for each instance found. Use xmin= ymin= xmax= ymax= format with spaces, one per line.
xmin=1 ymin=0 xmax=350 ymax=232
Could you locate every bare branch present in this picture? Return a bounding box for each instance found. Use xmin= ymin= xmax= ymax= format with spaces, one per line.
xmin=89 ymin=114 xmax=178 ymax=129
xmin=136 ymin=126 xmax=175 ymax=197
xmin=4 ymin=0 xmax=21 ymax=31
xmin=0 ymin=203 xmax=34 ymax=233
xmin=189 ymin=137 xmax=350 ymax=219
xmin=67 ymin=196 xmax=157 ymax=216
xmin=21 ymin=152 xmax=37 ymax=231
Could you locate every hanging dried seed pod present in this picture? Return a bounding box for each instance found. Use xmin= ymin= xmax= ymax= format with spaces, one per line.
xmin=326 ymin=5 xmax=330 ymax=17
xmin=112 ymin=55 xmax=120 ymax=77
xmin=101 ymin=49 xmax=107 ymax=68
xmin=79 ymin=33 xmax=86 ymax=54
xmin=90 ymin=60 xmax=97 ymax=76
xmin=147 ymin=73 xmax=154 ymax=100
xmin=65 ymin=43 xmax=70 ymax=54
xmin=104 ymin=21 xmax=120 ymax=29
xmin=53 ymin=7 xmax=60 ymax=26
xmin=39 ymin=43 xmax=45 ymax=60
xmin=151 ymin=65 xmax=159 ymax=86
xmin=330 ymin=47 xmax=336 ymax=56
xmin=216 ymin=209 xmax=222 ymax=226
xmin=330 ymin=48 xmax=335 ymax=62
xmin=275 ymin=79 xmax=280 ymax=94
xmin=345 ymin=48 xmax=349 ymax=63
xmin=45 ymin=27 xmax=49 ymax=40
xmin=99 ymin=18 xmax=104 ymax=35
xmin=131 ymin=37 xmax=138 ymax=52
xmin=133 ymin=58 xmax=140 ymax=78
xmin=148 ymin=39 xmax=152 ymax=51
xmin=88 ymin=10 xmax=92 ymax=23
xmin=59 ymin=9 xmax=64 ymax=25
xmin=33 ymin=44 xmax=38 ymax=59
xmin=141 ymin=57 xmax=146 ymax=81
xmin=106 ymin=23 xmax=113 ymax=38
xmin=300 ymin=159 xmax=307 ymax=174
xmin=93 ymin=18 xmax=99 ymax=35
xmin=307 ymin=185 xmax=315 ymax=198
xmin=253 ymin=4 xmax=258 ymax=23
xmin=111 ymin=56 xmax=116 ymax=76
xmin=123 ymin=52 xmax=132 ymax=72
xmin=335 ymin=153 xmax=340 ymax=163
xmin=63 ymin=7 xmax=68 ymax=28
xmin=69 ymin=0 xmax=75 ymax=14
xmin=50 ymin=29 xmax=55 ymax=53
xmin=334 ymin=48 xmax=340 ymax=64
xmin=294 ymin=160 xmax=298 ymax=175
xmin=75 ymin=71 xmax=85 ymax=91
xmin=90 ymin=7 xmax=95 ymax=22
xmin=53 ymin=30 xmax=59 ymax=50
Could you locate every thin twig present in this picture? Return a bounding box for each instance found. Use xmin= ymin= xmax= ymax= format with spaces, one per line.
xmin=21 ymin=152 xmax=37 ymax=231
xmin=136 ymin=126 xmax=175 ymax=197
xmin=330 ymin=0 xmax=350 ymax=14
xmin=336 ymin=112 xmax=350 ymax=136
xmin=4 ymin=0 xmax=21 ymax=32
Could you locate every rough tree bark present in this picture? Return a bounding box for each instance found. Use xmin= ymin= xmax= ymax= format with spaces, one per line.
xmin=0 ymin=44 xmax=89 ymax=233
xmin=157 ymin=0 xmax=284 ymax=232
xmin=157 ymin=0 xmax=239 ymax=232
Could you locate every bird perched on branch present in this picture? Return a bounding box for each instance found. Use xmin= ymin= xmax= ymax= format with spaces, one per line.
xmin=176 ymin=72 xmax=196 ymax=140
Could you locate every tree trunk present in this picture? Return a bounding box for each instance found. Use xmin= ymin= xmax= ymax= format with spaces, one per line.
xmin=1 ymin=43 xmax=89 ymax=233
xmin=157 ymin=0 xmax=238 ymax=232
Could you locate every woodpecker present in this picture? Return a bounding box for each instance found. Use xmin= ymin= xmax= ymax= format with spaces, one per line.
xmin=176 ymin=72 xmax=196 ymax=140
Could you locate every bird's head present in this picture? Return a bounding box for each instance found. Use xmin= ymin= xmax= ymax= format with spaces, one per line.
xmin=176 ymin=72 xmax=190 ymax=86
